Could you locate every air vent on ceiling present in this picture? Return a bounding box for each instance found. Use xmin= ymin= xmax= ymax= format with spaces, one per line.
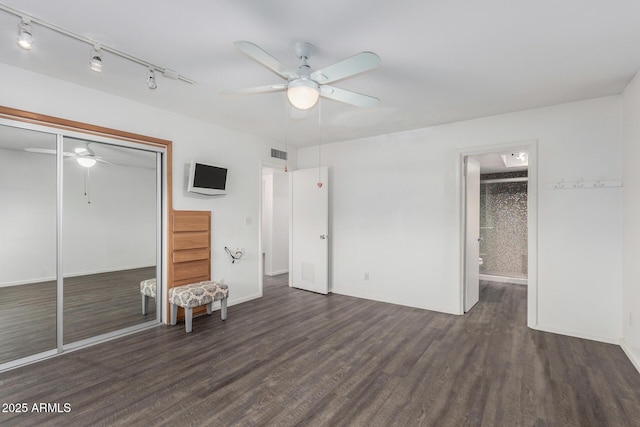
xmin=271 ymin=148 xmax=288 ymax=160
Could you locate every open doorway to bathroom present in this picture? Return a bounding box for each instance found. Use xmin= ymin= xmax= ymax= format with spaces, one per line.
xmin=462 ymin=142 xmax=538 ymax=327
xmin=261 ymin=165 xmax=290 ymax=290
xmin=477 ymin=154 xmax=529 ymax=285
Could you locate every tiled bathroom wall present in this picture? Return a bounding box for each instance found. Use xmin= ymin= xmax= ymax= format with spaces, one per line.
xmin=479 ymin=172 xmax=528 ymax=279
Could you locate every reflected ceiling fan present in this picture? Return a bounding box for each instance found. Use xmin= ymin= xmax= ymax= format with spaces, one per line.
xmin=25 ymin=143 xmax=111 ymax=168
xmin=222 ymin=41 xmax=381 ymax=110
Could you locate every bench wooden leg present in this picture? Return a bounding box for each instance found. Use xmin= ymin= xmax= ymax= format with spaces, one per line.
xmin=185 ymin=307 xmax=193 ymax=333
xmin=221 ymin=298 xmax=227 ymax=321
xmin=206 ymin=302 xmax=212 ymax=315
xmin=170 ymin=303 xmax=177 ymax=325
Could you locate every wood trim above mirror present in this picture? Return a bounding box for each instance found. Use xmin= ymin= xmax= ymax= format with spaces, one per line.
xmin=0 ymin=105 xmax=172 ymax=211
xmin=0 ymin=106 xmax=172 ymax=149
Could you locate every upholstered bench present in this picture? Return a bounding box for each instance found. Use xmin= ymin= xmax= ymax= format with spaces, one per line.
xmin=169 ymin=281 xmax=229 ymax=333
xmin=140 ymin=278 xmax=156 ymax=315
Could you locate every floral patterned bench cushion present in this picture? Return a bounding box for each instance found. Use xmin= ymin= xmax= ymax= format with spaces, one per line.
xmin=140 ymin=278 xmax=157 ymax=298
xmin=169 ymin=281 xmax=229 ymax=309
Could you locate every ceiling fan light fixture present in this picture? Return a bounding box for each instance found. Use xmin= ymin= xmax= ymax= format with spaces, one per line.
xmin=77 ymin=156 xmax=96 ymax=168
xmin=287 ymin=79 xmax=319 ymax=110
xmin=17 ymin=19 xmax=33 ymax=50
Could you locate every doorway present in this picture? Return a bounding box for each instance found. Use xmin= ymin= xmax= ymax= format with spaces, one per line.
xmin=260 ymin=165 xmax=290 ymax=292
xmin=460 ymin=142 xmax=538 ymax=327
xmin=259 ymin=164 xmax=330 ymax=295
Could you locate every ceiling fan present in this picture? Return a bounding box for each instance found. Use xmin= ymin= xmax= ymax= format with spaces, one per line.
xmin=25 ymin=143 xmax=111 ymax=168
xmin=222 ymin=40 xmax=381 ymax=110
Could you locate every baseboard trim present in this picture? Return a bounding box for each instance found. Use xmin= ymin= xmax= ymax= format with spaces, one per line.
xmin=229 ymin=293 xmax=262 ymax=306
xmin=331 ymin=288 xmax=460 ymax=316
xmin=479 ymin=274 xmax=528 ymax=285
xmin=265 ymin=269 xmax=289 ymax=276
xmin=533 ymin=324 xmax=619 ymax=345
xmin=0 ymin=265 xmax=156 ymax=288
xmin=620 ymin=339 xmax=640 ymax=374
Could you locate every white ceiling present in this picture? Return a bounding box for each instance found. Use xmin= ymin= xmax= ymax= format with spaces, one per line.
xmin=1 ymin=1 xmax=639 ymax=148
xmin=0 ymin=123 xmax=157 ymax=168
xmin=474 ymin=151 xmax=528 ymax=174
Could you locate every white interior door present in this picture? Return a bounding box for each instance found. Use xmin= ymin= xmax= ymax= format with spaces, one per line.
xmin=464 ymin=156 xmax=480 ymax=311
xmin=290 ymin=166 xmax=329 ymax=294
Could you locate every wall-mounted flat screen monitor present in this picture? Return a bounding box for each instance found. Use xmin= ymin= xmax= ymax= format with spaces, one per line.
xmin=187 ymin=160 xmax=227 ymax=195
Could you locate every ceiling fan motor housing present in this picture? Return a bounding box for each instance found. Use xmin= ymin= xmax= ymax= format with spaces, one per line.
xmin=294 ymin=41 xmax=315 ymax=61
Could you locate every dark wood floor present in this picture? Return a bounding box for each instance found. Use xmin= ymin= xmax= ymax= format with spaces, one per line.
xmin=1 ymin=276 xmax=639 ymax=426
xmin=0 ymin=267 xmax=156 ymax=364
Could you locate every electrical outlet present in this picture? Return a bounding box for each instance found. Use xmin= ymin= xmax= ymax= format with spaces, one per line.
xmin=364 ymin=272 xmax=370 ymax=280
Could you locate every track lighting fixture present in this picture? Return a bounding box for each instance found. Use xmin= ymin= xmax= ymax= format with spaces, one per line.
xmin=90 ymin=46 xmax=103 ymax=73
xmin=1 ymin=4 xmax=194 ymax=86
xmin=147 ymin=69 xmax=157 ymax=90
xmin=17 ymin=19 xmax=33 ymax=50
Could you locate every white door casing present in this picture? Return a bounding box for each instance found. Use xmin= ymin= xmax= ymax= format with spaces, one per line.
xmin=464 ymin=156 xmax=480 ymax=312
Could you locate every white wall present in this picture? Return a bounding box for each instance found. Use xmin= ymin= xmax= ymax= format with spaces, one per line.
xmin=0 ymin=148 xmax=56 ymax=285
xmin=0 ymin=62 xmax=288 ymax=307
xmin=298 ymin=96 xmax=623 ymax=343
xmin=271 ymin=172 xmax=289 ymax=274
xmin=0 ymin=147 xmax=156 ymax=286
xmin=261 ymin=170 xmax=289 ymax=276
xmin=62 ymin=158 xmax=157 ymax=276
xmin=622 ymin=70 xmax=640 ymax=369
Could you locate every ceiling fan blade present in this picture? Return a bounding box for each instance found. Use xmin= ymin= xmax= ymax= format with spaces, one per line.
xmin=96 ymin=158 xmax=113 ymax=165
xmin=311 ymin=52 xmax=381 ymax=84
xmin=221 ymin=83 xmax=287 ymax=95
xmin=25 ymin=147 xmax=56 ymax=154
xmin=25 ymin=147 xmax=76 ymax=157
xmin=320 ymin=85 xmax=379 ymax=108
xmin=234 ymin=41 xmax=298 ymax=80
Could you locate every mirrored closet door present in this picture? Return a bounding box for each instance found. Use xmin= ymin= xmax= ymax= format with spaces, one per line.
xmin=62 ymin=137 xmax=159 ymax=345
xmin=0 ymin=120 xmax=163 ymax=370
xmin=0 ymin=125 xmax=58 ymax=365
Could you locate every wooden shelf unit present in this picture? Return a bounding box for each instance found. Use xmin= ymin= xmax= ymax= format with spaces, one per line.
xmin=168 ymin=210 xmax=211 ymax=320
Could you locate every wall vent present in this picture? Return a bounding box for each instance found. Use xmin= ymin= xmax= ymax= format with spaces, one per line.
xmin=270 ymin=148 xmax=288 ymax=160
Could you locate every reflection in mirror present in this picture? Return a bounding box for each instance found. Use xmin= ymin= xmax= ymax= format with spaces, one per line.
xmin=0 ymin=125 xmax=57 ymax=364
xmin=62 ymin=137 xmax=158 ymax=344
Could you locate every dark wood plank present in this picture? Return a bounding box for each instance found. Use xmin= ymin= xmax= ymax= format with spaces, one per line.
xmin=0 ymin=266 xmax=156 ymax=364
xmin=1 ymin=278 xmax=639 ymax=426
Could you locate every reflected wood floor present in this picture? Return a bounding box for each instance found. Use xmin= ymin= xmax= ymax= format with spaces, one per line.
xmin=1 ymin=277 xmax=640 ymax=426
xmin=0 ymin=267 xmax=156 ymax=364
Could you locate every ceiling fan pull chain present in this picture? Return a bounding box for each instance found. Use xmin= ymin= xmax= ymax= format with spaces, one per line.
xmin=86 ymin=168 xmax=91 ymax=204
xmin=317 ymin=98 xmax=323 ymax=188
xmin=284 ymin=92 xmax=289 ymax=172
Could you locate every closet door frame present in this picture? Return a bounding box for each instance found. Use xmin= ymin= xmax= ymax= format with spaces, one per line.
xmin=0 ymin=106 xmax=172 ymax=372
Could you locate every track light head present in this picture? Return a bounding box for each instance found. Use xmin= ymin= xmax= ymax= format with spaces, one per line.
xmin=90 ymin=46 xmax=103 ymax=73
xmin=147 ymin=68 xmax=157 ymax=89
xmin=17 ymin=19 xmax=33 ymax=50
